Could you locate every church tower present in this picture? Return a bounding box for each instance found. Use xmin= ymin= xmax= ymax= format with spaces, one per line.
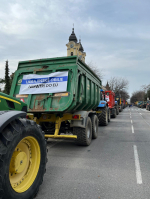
xmin=105 ymin=82 xmax=111 ymax=90
xmin=66 ymin=28 xmax=86 ymax=62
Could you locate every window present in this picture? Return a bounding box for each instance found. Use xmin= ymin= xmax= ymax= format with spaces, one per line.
xmin=71 ymin=52 xmax=73 ymax=56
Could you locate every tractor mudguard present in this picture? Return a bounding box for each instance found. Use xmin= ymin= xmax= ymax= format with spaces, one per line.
xmin=0 ymin=111 xmax=26 ymax=132
xmin=97 ymin=100 xmax=107 ymax=108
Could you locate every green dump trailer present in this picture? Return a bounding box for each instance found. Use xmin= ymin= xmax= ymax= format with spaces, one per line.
xmin=10 ymin=55 xmax=101 ymax=144
xmin=0 ymin=56 xmax=101 ymax=199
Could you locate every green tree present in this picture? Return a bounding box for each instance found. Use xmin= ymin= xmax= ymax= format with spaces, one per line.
xmin=4 ymin=60 xmax=11 ymax=94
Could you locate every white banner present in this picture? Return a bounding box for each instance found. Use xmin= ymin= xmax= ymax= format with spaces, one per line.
xmin=105 ymin=95 xmax=109 ymax=102
xmin=19 ymin=71 xmax=68 ymax=94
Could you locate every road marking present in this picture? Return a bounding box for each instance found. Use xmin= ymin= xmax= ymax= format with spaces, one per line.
xmin=130 ymin=116 xmax=132 ymax=119
xmin=131 ymin=120 xmax=133 ymax=124
xmin=131 ymin=125 xmax=134 ymax=134
xmin=139 ymin=114 xmax=150 ymax=127
xmin=133 ymin=145 xmax=143 ymax=184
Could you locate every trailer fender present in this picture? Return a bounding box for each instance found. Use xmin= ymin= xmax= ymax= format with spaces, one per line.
xmin=70 ymin=111 xmax=96 ymax=128
xmin=0 ymin=111 xmax=26 ymax=133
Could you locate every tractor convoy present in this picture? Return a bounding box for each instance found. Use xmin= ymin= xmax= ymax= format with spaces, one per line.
xmin=0 ymin=56 xmax=126 ymax=199
xmin=135 ymin=101 xmax=150 ymax=110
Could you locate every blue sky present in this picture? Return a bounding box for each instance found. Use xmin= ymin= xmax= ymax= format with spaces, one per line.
xmin=0 ymin=0 xmax=150 ymax=96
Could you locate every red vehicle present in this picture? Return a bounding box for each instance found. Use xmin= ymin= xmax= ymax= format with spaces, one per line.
xmin=122 ymin=99 xmax=126 ymax=109
xmin=104 ymin=91 xmax=119 ymax=118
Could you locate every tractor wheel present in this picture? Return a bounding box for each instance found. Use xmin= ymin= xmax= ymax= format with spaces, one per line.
xmin=97 ymin=107 xmax=108 ymax=126
xmin=116 ymin=107 xmax=119 ymax=115
xmin=73 ymin=117 xmax=92 ymax=146
xmin=0 ymin=118 xmax=47 ymax=199
xmin=91 ymin=115 xmax=98 ymax=139
xmin=111 ymin=109 xmax=116 ymax=118
xmin=119 ymin=107 xmax=122 ymax=112
xmin=108 ymin=109 xmax=111 ymax=122
xmin=117 ymin=108 xmax=119 ymax=115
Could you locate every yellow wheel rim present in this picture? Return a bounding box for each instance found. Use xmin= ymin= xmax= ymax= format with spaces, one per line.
xmin=9 ymin=136 xmax=41 ymax=193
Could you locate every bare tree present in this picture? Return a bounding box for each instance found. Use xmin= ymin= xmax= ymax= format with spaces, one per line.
xmin=108 ymin=77 xmax=129 ymax=93
xmin=106 ymin=77 xmax=129 ymax=100
xmin=87 ymin=61 xmax=104 ymax=80
xmin=141 ymin=84 xmax=150 ymax=100
xmin=141 ymin=84 xmax=150 ymax=92
xmin=130 ymin=90 xmax=145 ymax=103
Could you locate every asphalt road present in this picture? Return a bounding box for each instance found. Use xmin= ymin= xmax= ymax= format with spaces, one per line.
xmin=36 ymin=106 xmax=150 ymax=199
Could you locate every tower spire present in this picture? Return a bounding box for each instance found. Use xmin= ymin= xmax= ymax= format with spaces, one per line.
xmin=69 ymin=26 xmax=77 ymax=43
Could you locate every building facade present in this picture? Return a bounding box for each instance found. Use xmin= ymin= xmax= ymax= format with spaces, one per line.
xmin=66 ymin=28 xmax=86 ymax=62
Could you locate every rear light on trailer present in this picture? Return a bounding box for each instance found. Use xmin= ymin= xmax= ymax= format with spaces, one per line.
xmin=72 ymin=115 xmax=80 ymax=119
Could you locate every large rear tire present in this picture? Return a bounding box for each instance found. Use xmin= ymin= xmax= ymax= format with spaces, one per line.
xmin=119 ymin=106 xmax=122 ymax=112
xmin=91 ymin=115 xmax=98 ymax=139
xmin=73 ymin=117 xmax=92 ymax=146
xmin=111 ymin=109 xmax=116 ymax=118
xmin=108 ymin=109 xmax=111 ymax=122
xmin=116 ymin=106 xmax=119 ymax=115
xmin=0 ymin=118 xmax=47 ymax=199
xmin=97 ymin=107 xmax=108 ymax=126
xmin=117 ymin=108 xmax=119 ymax=115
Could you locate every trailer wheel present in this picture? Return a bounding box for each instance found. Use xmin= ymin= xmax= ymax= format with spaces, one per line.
xmin=0 ymin=118 xmax=47 ymax=199
xmin=116 ymin=107 xmax=119 ymax=115
xmin=73 ymin=117 xmax=92 ymax=146
xmin=111 ymin=109 xmax=116 ymax=118
xmin=108 ymin=109 xmax=111 ymax=122
xmin=98 ymin=107 xmax=108 ymax=126
xmin=117 ymin=108 xmax=119 ymax=115
xmin=91 ymin=115 xmax=98 ymax=139
xmin=119 ymin=107 xmax=122 ymax=112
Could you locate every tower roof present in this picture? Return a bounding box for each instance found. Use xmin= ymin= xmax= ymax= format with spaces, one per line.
xmin=106 ymin=81 xmax=111 ymax=90
xmin=79 ymin=39 xmax=84 ymax=52
xmin=69 ymin=28 xmax=78 ymax=43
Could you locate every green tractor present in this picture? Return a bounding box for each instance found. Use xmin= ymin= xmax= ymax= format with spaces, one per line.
xmin=0 ymin=92 xmax=47 ymax=199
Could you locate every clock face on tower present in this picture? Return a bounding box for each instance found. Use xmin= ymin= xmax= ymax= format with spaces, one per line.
xmin=79 ymin=55 xmax=82 ymax=59
xmin=70 ymin=44 xmax=74 ymax=48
